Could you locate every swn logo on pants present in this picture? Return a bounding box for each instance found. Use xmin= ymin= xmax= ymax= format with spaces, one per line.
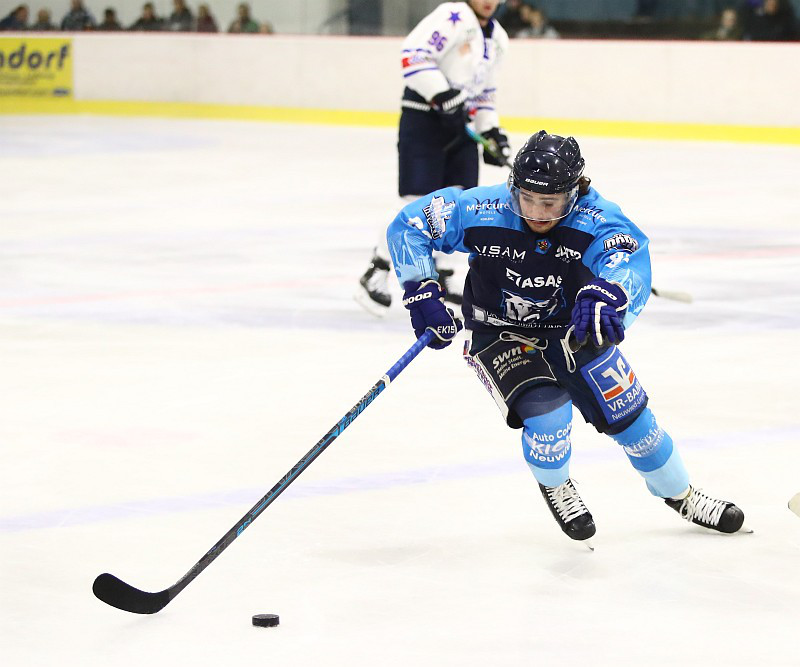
xmin=581 ymin=347 xmax=647 ymax=423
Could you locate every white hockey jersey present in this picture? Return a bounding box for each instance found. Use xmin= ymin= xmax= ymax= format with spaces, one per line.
xmin=401 ymin=2 xmax=509 ymax=133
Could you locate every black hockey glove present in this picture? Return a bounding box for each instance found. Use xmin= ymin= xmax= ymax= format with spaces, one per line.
xmin=481 ymin=127 xmax=511 ymax=167
xmin=570 ymin=279 xmax=629 ymax=347
xmin=402 ymin=279 xmax=463 ymax=349
xmin=430 ymin=88 xmax=469 ymax=135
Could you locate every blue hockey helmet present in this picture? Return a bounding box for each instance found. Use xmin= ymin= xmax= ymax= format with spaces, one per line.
xmin=508 ymin=131 xmax=585 ymax=222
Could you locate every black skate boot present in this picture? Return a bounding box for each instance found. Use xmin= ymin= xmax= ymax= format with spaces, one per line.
xmin=435 ymin=265 xmax=463 ymax=306
xmin=539 ymin=480 xmax=596 ymax=542
xmin=355 ymin=254 xmax=391 ymax=317
xmin=665 ymin=486 xmax=745 ymax=534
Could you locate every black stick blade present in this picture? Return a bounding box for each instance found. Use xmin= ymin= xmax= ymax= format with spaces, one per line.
xmin=93 ymin=573 xmax=171 ymax=614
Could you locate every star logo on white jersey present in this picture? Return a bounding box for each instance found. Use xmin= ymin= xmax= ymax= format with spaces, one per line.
xmin=448 ymin=11 xmax=461 ymax=25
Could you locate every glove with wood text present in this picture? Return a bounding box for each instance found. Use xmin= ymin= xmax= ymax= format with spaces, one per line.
xmin=402 ymin=280 xmax=463 ymax=349
xmin=570 ymin=279 xmax=628 ymax=347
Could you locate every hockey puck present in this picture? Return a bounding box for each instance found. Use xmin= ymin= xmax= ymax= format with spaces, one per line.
xmin=252 ymin=613 xmax=280 ymax=628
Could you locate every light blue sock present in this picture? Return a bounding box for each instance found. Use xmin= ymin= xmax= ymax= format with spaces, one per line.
xmin=611 ymin=408 xmax=689 ymax=498
xmin=521 ymin=402 xmax=573 ymax=487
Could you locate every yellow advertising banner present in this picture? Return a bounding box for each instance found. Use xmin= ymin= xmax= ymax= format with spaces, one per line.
xmin=0 ymin=37 xmax=73 ymax=98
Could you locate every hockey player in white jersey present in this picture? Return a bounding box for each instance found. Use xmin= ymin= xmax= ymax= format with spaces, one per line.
xmin=387 ymin=130 xmax=748 ymax=543
xmin=356 ymin=0 xmax=510 ymax=317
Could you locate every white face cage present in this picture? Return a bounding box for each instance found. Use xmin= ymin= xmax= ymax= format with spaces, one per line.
xmin=508 ymin=184 xmax=579 ymax=222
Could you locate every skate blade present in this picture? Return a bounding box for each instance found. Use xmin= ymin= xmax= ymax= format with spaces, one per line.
xmin=738 ymin=524 xmax=754 ymax=534
xmin=584 ymin=539 xmax=595 ymax=552
xmin=353 ymin=290 xmax=389 ymax=318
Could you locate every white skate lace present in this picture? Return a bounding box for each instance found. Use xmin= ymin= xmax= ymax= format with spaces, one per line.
xmin=677 ymin=488 xmax=726 ymax=527
xmin=546 ymin=481 xmax=588 ymax=523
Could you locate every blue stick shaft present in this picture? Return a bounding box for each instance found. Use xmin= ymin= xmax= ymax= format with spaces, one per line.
xmin=92 ymin=331 xmax=436 ymax=614
xmin=386 ymin=330 xmax=434 ymax=381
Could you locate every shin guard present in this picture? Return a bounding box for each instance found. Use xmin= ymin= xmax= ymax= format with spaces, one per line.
xmin=522 ymin=402 xmax=573 ymax=487
xmin=611 ymin=408 xmax=689 ymax=498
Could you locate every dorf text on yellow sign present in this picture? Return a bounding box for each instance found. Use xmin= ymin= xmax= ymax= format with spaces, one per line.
xmin=0 ymin=37 xmax=73 ymax=98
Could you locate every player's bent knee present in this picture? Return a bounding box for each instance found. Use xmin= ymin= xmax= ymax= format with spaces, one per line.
xmin=522 ymin=403 xmax=572 ymax=487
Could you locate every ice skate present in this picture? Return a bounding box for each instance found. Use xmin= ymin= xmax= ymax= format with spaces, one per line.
xmin=539 ymin=479 xmax=596 ymax=547
xmin=436 ymin=265 xmax=463 ymax=306
xmin=665 ymin=486 xmax=748 ymax=534
xmin=355 ymin=255 xmax=391 ymax=317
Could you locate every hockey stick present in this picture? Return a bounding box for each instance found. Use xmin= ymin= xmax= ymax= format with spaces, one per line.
xmin=650 ymin=287 xmax=693 ymax=303
xmin=92 ymin=331 xmax=435 ymax=614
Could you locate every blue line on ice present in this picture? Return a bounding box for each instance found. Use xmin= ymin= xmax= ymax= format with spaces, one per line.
xmin=2 ymin=425 xmax=798 ymax=533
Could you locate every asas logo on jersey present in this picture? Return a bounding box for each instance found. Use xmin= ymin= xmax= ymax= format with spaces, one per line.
xmin=555 ymin=245 xmax=582 ymax=263
xmin=603 ymin=233 xmax=639 ymax=253
xmin=422 ymin=195 xmax=455 ymax=239
xmin=501 ymin=287 xmax=565 ymax=323
xmin=505 ymin=268 xmax=562 ymax=289
xmin=474 ymin=245 xmax=526 ymax=262
xmin=466 ymin=197 xmax=511 ymax=214
xmin=581 ymin=347 xmax=647 ymax=424
xmin=535 ymin=239 xmax=551 ymax=254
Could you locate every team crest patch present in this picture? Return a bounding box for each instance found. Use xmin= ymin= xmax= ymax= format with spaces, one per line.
xmin=501 ymin=287 xmax=565 ymax=323
xmin=421 ymin=195 xmax=455 ymax=240
xmin=580 ymin=347 xmax=647 ymax=424
xmin=535 ymin=239 xmax=551 ymax=254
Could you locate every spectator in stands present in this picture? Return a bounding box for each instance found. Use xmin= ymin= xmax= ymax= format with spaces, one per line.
xmin=0 ymin=4 xmax=28 ymax=30
xmin=516 ymin=6 xmax=559 ymax=38
xmin=495 ymin=0 xmax=528 ymax=37
xmin=741 ymin=0 xmax=797 ymax=40
xmin=129 ymin=2 xmax=164 ymax=31
xmin=30 ymin=8 xmax=55 ymax=30
xmin=97 ymin=7 xmax=122 ymax=30
xmin=703 ymin=7 xmax=743 ymax=40
xmin=60 ymin=0 xmax=95 ymax=30
xmin=228 ymin=2 xmax=259 ymax=33
xmin=166 ymin=0 xmax=193 ymax=31
xmin=259 ymin=20 xmax=274 ymax=34
xmin=195 ymin=3 xmax=218 ymax=32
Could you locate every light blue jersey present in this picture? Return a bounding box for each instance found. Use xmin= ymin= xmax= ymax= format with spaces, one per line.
xmin=388 ymin=183 xmax=652 ymax=335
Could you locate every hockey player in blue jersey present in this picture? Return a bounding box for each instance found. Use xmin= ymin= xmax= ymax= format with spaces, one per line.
xmin=387 ymin=130 xmax=747 ymax=542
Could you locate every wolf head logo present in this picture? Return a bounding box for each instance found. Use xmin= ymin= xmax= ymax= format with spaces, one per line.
xmin=501 ymin=287 xmax=565 ymax=323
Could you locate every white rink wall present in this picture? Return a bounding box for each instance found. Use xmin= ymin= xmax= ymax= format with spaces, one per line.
xmin=3 ymin=31 xmax=800 ymax=129
xmin=62 ymin=34 xmax=800 ymax=127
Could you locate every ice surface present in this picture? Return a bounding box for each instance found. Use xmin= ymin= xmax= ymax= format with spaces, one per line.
xmin=2 ymin=115 xmax=799 ymax=666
